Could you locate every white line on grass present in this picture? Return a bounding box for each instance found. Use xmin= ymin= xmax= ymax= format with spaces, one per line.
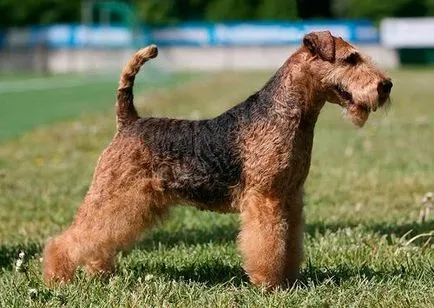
xmin=0 ymin=78 xmax=97 ymax=94
xmin=0 ymin=72 xmax=171 ymax=94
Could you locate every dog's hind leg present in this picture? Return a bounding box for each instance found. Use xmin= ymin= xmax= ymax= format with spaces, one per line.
xmin=43 ymin=187 xmax=167 ymax=284
xmin=43 ymin=142 xmax=168 ymax=284
xmin=43 ymin=186 xmax=167 ymax=284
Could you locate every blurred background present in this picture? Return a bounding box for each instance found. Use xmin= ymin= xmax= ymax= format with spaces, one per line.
xmin=2 ymin=0 xmax=433 ymax=139
xmin=1 ymin=0 xmax=434 ymax=74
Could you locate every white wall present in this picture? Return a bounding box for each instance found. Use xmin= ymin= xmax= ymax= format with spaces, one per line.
xmin=0 ymin=45 xmax=399 ymax=74
xmin=157 ymin=45 xmax=398 ymax=71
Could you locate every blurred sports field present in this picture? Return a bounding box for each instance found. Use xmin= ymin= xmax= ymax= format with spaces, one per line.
xmin=0 ymin=69 xmax=193 ymax=141
xmin=0 ymin=68 xmax=433 ymax=306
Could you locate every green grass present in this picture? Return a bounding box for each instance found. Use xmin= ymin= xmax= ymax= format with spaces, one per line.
xmin=0 ymin=69 xmax=433 ymax=307
xmin=0 ymin=69 xmax=193 ymax=141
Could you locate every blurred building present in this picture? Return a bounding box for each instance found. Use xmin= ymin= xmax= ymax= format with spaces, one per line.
xmin=0 ymin=20 xmax=398 ymax=73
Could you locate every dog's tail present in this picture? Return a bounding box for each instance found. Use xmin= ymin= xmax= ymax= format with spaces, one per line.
xmin=116 ymin=45 xmax=158 ymax=130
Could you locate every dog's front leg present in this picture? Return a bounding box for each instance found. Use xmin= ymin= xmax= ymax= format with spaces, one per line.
xmin=237 ymin=190 xmax=304 ymax=289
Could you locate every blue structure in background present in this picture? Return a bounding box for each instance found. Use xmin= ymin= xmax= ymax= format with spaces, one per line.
xmin=150 ymin=20 xmax=378 ymax=46
xmin=0 ymin=21 xmax=379 ymax=49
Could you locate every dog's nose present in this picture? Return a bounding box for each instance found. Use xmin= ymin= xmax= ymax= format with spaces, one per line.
xmin=378 ymin=79 xmax=393 ymax=95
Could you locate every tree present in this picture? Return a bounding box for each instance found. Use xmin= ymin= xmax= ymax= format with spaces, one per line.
xmin=333 ymin=0 xmax=428 ymax=20
xmin=257 ymin=0 xmax=298 ymax=20
xmin=205 ymin=0 xmax=256 ymax=21
xmin=297 ymin=0 xmax=332 ymax=19
xmin=0 ymin=0 xmax=81 ymax=27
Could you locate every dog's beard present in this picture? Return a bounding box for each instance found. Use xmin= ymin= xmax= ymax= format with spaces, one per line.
xmin=343 ymin=103 xmax=370 ymax=127
xmin=339 ymin=87 xmax=384 ymax=127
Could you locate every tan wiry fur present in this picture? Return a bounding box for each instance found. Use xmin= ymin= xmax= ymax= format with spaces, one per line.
xmin=42 ymin=32 xmax=392 ymax=289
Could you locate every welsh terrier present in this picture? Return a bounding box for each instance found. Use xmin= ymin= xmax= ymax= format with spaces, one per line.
xmin=43 ymin=31 xmax=392 ymax=289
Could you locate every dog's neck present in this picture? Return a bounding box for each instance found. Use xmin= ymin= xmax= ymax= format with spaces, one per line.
xmin=260 ymin=50 xmax=326 ymax=127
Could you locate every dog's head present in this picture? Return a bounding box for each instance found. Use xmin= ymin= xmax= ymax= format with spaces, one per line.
xmin=302 ymin=31 xmax=392 ymax=127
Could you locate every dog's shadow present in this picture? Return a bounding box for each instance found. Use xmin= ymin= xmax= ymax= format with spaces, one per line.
xmin=128 ymin=256 xmax=248 ymax=286
xmin=131 ymin=224 xmax=248 ymax=286
xmin=129 ymin=219 xmax=434 ymax=288
xmin=138 ymin=223 xmax=239 ymax=250
xmin=306 ymin=220 xmax=434 ymax=243
xmin=0 ymin=220 xmax=432 ymax=288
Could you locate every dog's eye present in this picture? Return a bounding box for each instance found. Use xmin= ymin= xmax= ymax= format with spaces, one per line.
xmin=345 ymin=53 xmax=360 ymax=65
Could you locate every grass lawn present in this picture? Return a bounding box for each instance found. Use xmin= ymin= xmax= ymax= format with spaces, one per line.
xmin=0 ymin=69 xmax=433 ymax=307
xmin=0 ymin=69 xmax=191 ymax=141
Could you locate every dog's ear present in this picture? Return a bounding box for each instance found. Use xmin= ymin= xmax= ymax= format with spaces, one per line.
xmin=303 ymin=31 xmax=336 ymax=62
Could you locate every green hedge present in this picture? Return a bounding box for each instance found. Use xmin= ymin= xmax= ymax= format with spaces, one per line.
xmin=1 ymin=0 xmax=434 ymax=27
xmin=0 ymin=0 xmax=80 ymax=27
xmin=333 ymin=0 xmax=434 ymax=19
